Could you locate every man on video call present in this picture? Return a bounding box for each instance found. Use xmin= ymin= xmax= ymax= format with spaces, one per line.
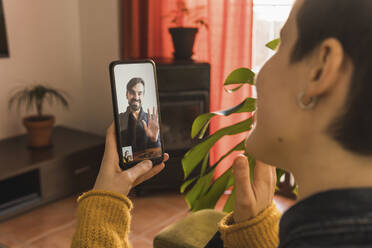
xmin=119 ymin=77 xmax=160 ymax=154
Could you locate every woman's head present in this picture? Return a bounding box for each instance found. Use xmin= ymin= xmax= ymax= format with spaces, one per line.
xmin=245 ymin=0 xmax=372 ymax=171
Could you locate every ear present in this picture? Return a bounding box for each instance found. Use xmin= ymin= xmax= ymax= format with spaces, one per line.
xmin=303 ymin=38 xmax=346 ymax=102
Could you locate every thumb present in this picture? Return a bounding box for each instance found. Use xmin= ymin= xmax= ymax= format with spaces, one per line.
xmin=105 ymin=122 xmax=117 ymax=154
xmin=233 ymin=155 xmax=255 ymax=203
xmin=101 ymin=122 xmax=119 ymax=168
xmin=125 ymin=160 xmax=153 ymax=183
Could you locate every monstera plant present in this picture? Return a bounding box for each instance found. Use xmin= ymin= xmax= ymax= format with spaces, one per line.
xmin=181 ymin=39 xmax=293 ymax=212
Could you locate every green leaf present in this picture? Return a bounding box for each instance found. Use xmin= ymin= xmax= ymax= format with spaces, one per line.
xmin=180 ymin=177 xmax=197 ymax=193
xmin=266 ymin=39 xmax=280 ymax=51
xmin=200 ymin=153 xmax=210 ymax=176
xmin=185 ymin=169 xmax=215 ymax=209
xmin=224 ymin=84 xmax=244 ymax=93
xmin=192 ymin=168 xmax=234 ymax=211
xmin=200 ymin=171 xmax=216 ymax=196
xmin=223 ymin=188 xmax=235 ymax=213
xmin=183 ymin=134 xmax=220 ymax=179
xmin=224 ymin=68 xmax=255 ymax=86
xmin=8 ymin=89 xmax=28 ymax=112
xmin=27 ymin=89 xmax=36 ymax=112
xmin=186 ymin=154 xmax=257 ymax=212
xmin=207 ymin=140 xmax=245 ymax=173
xmin=191 ymin=113 xmax=215 ymax=139
xmin=197 ymin=119 xmax=211 ymax=139
xmin=292 ymin=184 xmax=298 ymax=195
xmin=248 ymin=155 xmax=256 ymax=182
xmin=8 ymin=84 xmax=69 ymax=116
xmin=181 ymin=139 xmax=244 ymax=197
xmin=45 ymin=88 xmax=69 ymax=109
xmin=191 ymin=98 xmax=256 ymax=139
xmin=276 ymin=168 xmax=286 ymax=183
xmin=183 ymin=118 xmax=253 ymax=179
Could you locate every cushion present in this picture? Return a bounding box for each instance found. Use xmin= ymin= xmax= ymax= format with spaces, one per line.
xmin=154 ymin=209 xmax=227 ymax=248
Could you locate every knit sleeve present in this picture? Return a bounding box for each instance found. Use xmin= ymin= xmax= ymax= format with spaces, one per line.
xmin=71 ymin=190 xmax=133 ymax=248
xmin=218 ymin=202 xmax=281 ymax=248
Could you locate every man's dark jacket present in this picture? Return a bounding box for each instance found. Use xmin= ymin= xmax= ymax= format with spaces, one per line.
xmin=119 ymin=107 xmax=160 ymax=152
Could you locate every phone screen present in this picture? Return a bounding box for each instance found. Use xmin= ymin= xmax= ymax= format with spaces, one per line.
xmin=110 ymin=60 xmax=163 ymax=169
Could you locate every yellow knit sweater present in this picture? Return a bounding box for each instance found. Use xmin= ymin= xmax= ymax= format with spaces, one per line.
xmin=71 ymin=190 xmax=281 ymax=248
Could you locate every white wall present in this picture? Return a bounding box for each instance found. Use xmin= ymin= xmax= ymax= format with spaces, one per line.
xmin=78 ymin=0 xmax=121 ymax=135
xmin=0 ymin=0 xmax=120 ymax=140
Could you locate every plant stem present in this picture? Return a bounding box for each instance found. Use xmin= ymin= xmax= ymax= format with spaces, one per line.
xmin=36 ymin=99 xmax=42 ymax=117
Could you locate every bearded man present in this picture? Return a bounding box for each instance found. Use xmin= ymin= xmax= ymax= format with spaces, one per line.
xmin=119 ymin=77 xmax=160 ymax=153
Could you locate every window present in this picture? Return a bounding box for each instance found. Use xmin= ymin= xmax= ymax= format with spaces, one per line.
xmin=252 ymin=0 xmax=294 ymax=71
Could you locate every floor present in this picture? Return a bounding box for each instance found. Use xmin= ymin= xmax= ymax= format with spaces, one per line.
xmin=0 ymin=191 xmax=295 ymax=248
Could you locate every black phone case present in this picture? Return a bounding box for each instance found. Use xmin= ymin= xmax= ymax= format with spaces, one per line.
xmin=109 ymin=59 xmax=164 ymax=170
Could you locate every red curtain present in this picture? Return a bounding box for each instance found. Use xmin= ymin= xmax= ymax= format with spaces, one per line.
xmin=121 ymin=0 xmax=254 ymax=178
xmin=121 ymin=0 xmax=149 ymax=58
xmin=199 ymin=0 xmax=254 ymax=178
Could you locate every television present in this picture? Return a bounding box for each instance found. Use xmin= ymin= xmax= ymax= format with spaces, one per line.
xmin=0 ymin=0 xmax=9 ymax=57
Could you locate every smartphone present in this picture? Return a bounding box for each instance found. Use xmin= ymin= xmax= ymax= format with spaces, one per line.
xmin=109 ymin=60 xmax=164 ymax=170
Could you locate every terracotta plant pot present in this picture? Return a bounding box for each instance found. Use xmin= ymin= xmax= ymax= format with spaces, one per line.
xmin=23 ymin=115 xmax=55 ymax=148
xmin=169 ymin=27 xmax=198 ymax=60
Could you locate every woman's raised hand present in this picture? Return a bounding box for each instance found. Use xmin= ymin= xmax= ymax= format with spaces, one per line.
xmin=232 ymin=155 xmax=276 ymax=223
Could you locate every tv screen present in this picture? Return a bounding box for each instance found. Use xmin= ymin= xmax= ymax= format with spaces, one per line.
xmin=0 ymin=0 xmax=9 ymax=57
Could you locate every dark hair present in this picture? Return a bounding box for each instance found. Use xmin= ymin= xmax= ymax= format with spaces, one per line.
xmin=126 ymin=77 xmax=145 ymax=92
xmin=291 ymin=0 xmax=372 ymax=156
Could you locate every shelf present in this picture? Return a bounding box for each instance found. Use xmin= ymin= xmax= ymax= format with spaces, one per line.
xmin=0 ymin=126 xmax=104 ymax=181
xmin=0 ymin=126 xmax=105 ymax=221
xmin=0 ymin=169 xmax=41 ymax=211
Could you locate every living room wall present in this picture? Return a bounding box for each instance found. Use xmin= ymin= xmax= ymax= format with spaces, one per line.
xmin=78 ymin=0 xmax=121 ymax=135
xmin=0 ymin=0 xmax=120 ymax=140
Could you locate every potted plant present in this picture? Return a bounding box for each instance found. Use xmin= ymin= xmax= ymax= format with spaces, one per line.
xmin=181 ymin=39 xmax=295 ymax=212
xmin=166 ymin=1 xmax=208 ymax=60
xmin=8 ymin=84 xmax=69 ymax=148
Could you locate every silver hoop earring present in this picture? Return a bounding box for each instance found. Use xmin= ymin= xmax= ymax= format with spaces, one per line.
xmin=297 ymin=92 xmax=317 ymax=110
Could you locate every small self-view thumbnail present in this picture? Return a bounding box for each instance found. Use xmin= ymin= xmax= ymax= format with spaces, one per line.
xmin=122 ymin=146 xmax=133 ymax=163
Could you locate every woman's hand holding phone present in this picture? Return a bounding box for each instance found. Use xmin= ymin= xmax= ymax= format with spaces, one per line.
xmin=93 ymin=123 xmax=169 ymax=196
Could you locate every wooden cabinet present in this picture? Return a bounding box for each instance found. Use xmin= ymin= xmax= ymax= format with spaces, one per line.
xmin=0 ymin=126 xmax=104 ymax=221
